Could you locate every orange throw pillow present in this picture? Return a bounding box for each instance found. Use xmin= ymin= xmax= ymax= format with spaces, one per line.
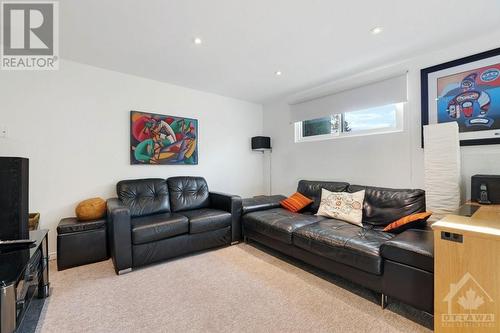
xmin=383 ymin=211 xmax=432 ymax=233
xmin=280 ymin=192 xmax=313 ymax=213
xmin=76 ymin=197 xmax=107 ymax=221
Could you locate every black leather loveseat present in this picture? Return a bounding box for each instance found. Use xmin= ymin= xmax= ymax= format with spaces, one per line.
xmin=242 ymin=180 xmax=434 ymax=314
xmin=107 ymin=176 xmax=242 ymax=274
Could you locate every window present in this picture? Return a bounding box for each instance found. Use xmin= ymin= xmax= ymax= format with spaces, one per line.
xmin=294 ymin=103 xmax=404 ymax=143
xmin=301 ymin=115 xmax=340 ymax=138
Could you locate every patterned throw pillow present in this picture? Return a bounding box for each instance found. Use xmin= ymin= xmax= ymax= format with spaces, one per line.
xmin=383 ymin=211 xmax=432 ymax=233
xmin=316 ymin=188 xmax=365 ymax=226
xmin=280 ymin=192 xmax=313 ymax=213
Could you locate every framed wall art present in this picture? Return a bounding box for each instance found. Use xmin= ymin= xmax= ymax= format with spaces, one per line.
xmin=421 ymin=47 xmax=500 ymax=146
xmin=130 ymin=110 xmax=198 ymax=165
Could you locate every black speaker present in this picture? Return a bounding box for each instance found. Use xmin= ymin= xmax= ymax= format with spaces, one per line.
xmin=0 ymin=157 xmax=29 ymax=240
xmin=471 ymin=175 xmax=500 ymax=204
xmin=251 ymin=136 xmax=271 ymax=151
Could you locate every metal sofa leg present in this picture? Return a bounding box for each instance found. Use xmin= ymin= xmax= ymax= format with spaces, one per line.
xmin=118 ymin=268 xmax=132 ymax=275
xmin=381 ymin=293 xmax=388 ymax=309
xmin=244 ymin=236 xmax=248 ymax=244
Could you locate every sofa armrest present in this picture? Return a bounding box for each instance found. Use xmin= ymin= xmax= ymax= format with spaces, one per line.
xmin=210 ymin=192 xmax=243 ymax=243
xmin=380 ymin=229 xmax=434 ymax=273
xmin=106 ymin=198 xmax=133 ymax=274
xmin=241 ymin=195 xmax=286 ymax=214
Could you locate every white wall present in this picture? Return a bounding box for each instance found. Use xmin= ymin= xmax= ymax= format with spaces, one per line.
xmin=263 ymin=30 xmax=500 ymax=199
xmin=0 ymin=60 xmax=264 ymax=254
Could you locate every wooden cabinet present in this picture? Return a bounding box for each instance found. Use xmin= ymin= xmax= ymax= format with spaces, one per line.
xmin=432 ymin=205 xmax=500 ymax=333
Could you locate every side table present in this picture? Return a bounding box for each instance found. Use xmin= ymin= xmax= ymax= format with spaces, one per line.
xmin=432 ymin=204 xmax=500 ymax=332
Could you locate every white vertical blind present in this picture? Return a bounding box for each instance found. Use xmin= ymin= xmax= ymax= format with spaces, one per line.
xmin=289 ymin=74 xmax=408 ymax=123
xmin=424 ymin=122 xmax=461 ymax=221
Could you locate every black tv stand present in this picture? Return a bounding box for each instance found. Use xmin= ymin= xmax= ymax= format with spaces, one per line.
xmin=0 ymin=230 xmax=50 ymax=333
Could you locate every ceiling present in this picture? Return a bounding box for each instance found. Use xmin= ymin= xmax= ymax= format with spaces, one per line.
xmin=60 ymin=0 xmax=500 ymax=103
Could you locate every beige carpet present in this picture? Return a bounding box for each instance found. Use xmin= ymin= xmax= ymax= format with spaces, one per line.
xmin=36 ymin=244 xmax=432 ymax=333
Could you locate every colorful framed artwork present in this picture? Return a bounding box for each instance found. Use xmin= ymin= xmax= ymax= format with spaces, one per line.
xmin=421 ymin=47 xmax=500 ymax=146
xmin=130 ymin=111 xmax=198 ymax=165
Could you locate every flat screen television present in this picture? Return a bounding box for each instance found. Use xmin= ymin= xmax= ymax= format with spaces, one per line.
xmin=0 ymin=157 xmax=29 ymax=240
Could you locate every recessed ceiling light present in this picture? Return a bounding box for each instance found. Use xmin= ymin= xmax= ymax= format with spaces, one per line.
xmin=370 ymin=27 xmax=383 ymax=35
xmin=193 ymin=37 xmax=202 ymax=45
xmin=275 ymin=71 xmax=283 ymax=76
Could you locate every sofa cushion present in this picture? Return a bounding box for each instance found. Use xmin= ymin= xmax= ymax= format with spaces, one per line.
xmin=131 ymin=213 xmax=188 ymax=245
xmin=243 ymin=208 xmax=327 ymax=244
xmin=117 ymin=178 xmax=170 ymax=217
xmin=347 ymin=185 xmax=426 ymax=227
xmin=167 ymin=176 xmax=210 ymax=212
xmin=297 ymin=180 xmax=350 ymax=213
xmin=293 ymin=219 xmax=394 ymax=275
xmin=380 ymin=229 xmax=434 ymax=272
xmin=181 ymin=208 xmax=232 ymax=234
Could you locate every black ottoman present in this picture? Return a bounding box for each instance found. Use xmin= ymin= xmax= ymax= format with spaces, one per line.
xmin=57 ymin=217 xmax=109 ymax=270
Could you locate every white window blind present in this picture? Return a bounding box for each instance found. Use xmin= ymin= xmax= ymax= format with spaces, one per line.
xmin=289 ymin=74 xmax=408 ymax=123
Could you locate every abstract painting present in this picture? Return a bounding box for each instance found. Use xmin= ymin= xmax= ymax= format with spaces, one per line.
xmin=130 ymin=111 xmax=198 ymax=165
xmin=421 ymin=47 xmax=500 ymax=146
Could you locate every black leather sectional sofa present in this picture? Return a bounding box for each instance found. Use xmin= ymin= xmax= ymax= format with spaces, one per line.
xmin=107 ymin=176 xmax=242 ymax=274
xmin=241 ymin=180 xmax=434 ymax=314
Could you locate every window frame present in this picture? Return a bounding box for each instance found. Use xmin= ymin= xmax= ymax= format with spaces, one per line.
xmin=294 ymin=103 xmax=405 ymax=143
